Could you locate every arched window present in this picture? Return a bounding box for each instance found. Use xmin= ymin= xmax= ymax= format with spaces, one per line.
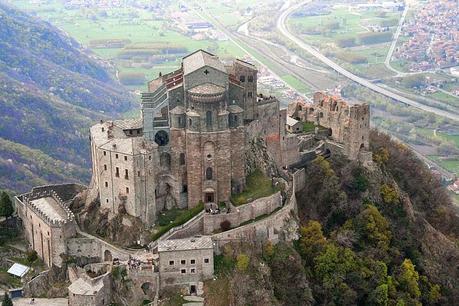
xmin=160 ymin=152 xmax=171 ymax=170
xmin=189 ymin=118 xmax=192 ymax=127
xmin=179 ymin=153 xmax=186 ymax=165
xmin=206 ymin=111 xmax=212 ymax=127
xmin=206 ymin=167 xmax=213 ymax=180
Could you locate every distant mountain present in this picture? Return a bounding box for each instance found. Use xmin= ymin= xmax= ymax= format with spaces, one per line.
xmin=0 ymin=2 xmax=135 ymax=193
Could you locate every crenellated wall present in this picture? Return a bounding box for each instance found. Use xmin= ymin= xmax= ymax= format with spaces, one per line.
xmin=15 ymin=185 xmax=78 ymax=267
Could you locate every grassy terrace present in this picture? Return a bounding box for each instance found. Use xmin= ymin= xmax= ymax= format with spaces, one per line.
xmin=231 ymin=169 xmax=280 ymax=206
xmin=151 ymin=202 xmax=204 ymax=241
xmin=303 ymin=121 xmax=316 ymax=133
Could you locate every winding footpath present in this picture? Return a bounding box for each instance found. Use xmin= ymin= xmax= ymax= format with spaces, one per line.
xmin=277 ymin=1 xmax=459 ymax=122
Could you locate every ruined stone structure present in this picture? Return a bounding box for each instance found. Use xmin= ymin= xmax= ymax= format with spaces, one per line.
xmin=289 ymin=92 xmax=371 ymax=161
xmin=15 ymin=186 xmax=78 ymax=267
xmin=158 ymin=236 xmax=213 ymax=293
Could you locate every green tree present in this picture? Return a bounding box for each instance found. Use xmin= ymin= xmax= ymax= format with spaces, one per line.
xmin=313 ymin=156 xmax=335 ymax=177
xmin=314 ymin=244 xmax=358 ymax=305
xmin=428 ymin=284 xmax=441 ymax=304
xmin=298 ymin=220 xmax=327 ymax=264
xmin=236 ymin=254 xmax=249 ymax=272
xmin=0 ymin=192 xmax=14 ymax=219
xmin=368 ymin=284 xmax=389 ymax=306
xmin=355 ymin=205 xmax=391 ymax=251
xmin=2 ymin=293 xmax=12 ymax=306
xmin=380 ymin=184 xmax=399 ymax=205
xmin=397 ymin=259 xmax=421 ymax=299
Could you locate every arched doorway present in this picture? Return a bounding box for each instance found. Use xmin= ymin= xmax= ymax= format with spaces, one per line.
xmin=141 ymin=282 xmax=153 ymax=295
xmin=104 ymin=250 xmax=112 ymax=262
xmin=160 ymin=152 xmax=171 ymax=170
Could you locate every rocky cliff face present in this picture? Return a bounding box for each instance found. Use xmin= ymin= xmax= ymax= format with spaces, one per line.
xmin=76 ymin=194 xmax=150 ymax=248
xmin=245 ymin=138 xmax=280 ymax=177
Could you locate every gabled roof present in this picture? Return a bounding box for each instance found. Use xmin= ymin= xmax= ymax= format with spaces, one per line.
xmin=182 ymin=50 xmax=227 ymax=76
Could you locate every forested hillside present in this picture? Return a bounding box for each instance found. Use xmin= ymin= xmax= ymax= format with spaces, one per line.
xmin=0 ymin=3 xmax=135 ymax=193
xmin=203 ymin=130 xmax=459 ymax=306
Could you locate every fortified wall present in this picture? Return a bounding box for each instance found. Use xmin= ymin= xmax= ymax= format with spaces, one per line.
xmin=15 ymin=185 xmax=79 ymax=267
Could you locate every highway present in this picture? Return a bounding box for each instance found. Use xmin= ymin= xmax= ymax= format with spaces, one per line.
xmin=277 ymin=1 xmax=459 ymax=122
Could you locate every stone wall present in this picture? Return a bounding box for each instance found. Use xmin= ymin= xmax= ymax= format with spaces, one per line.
xmin=15 ymin=187 xmax=77 ymax=268
xmin=211 ymin=169 xmax=306 ymax=253
xmin=66 ymin=234 xmax=130 ymax=262
xmin=67 ymin=237 xmax=102 ymax=259
xmin=202 ymin=192 xmax=282 ymax=234
xmin=168 ymin=213 xmax=204 ymax=240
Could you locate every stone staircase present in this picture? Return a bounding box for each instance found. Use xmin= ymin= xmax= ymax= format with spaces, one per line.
xmin=183 ymin=295 xmax=204 ymax=306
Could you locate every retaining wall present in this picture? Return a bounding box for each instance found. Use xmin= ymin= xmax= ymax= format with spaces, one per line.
xmin=202 ymin=192 xmax=282 ymax=234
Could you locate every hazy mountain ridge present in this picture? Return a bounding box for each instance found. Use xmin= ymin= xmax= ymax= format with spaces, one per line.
xmin=0 ymin=2 xmax=135 ymax=193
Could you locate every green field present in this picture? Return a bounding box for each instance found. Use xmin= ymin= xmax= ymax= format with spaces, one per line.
xmin=288 ymin=6 xmax=401 ymax=80
xmin=416 ymin=128 xmax=459 ymax=175
xmin=10 ymin=0 xmax=251 ymax=91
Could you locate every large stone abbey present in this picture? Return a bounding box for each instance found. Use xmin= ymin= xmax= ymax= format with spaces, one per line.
xmin=89 ymin=50 xmax=278 ymax=226
xmin=15 ymin=50 xmax=373 ymax=304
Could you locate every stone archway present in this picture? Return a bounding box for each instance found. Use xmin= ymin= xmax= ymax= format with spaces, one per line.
xmin=104 ymin=249 xmax=112 ymax=262
xmin=141 ymin=282 xmax=152 ymax=295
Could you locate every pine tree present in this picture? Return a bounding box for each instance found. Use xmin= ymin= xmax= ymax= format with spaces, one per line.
xmin=0 ymin=192 xmax=14 ymax=219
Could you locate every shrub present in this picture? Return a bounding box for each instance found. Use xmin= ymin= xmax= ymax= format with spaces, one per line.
xmin=337 ymin=37 xmax=357 ymax=48
xmin=236 ymin=254 xmax=249 ymax=272
xmin=220 ymin=220 xmax=231 ymax=232
xmin=0 ymin=191 xmax=14 ymax=218
xmin=26 ymin=250 xmax=38 ymax=264
xmin=380 ymin=184 xmax=399 ymax=205
xmin=2 ymin=293 xmax=13 ymax=306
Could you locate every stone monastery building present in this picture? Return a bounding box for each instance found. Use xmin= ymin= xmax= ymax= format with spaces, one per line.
xmin=14 ymin=50 xmax=373 ymax=303
xmin=88 ymin=50 xmax=373 ymax=228
xmin=90 ymin=50 xmax=265 ymax=226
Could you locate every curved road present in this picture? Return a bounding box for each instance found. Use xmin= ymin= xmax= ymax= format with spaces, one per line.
xmin=278 ymin=1 xmax=459 ymax=122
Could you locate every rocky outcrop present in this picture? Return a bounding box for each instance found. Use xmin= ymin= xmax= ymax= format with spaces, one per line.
xmin=76 ymin=197 xmax=150 ymax=248
xmin=23 ymin=265 xmax=68 ymax=298
xmin=416 ymin=215 xmax=459 ymax=298
xmin=246 ymin=138 xmax=279 ymax=178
